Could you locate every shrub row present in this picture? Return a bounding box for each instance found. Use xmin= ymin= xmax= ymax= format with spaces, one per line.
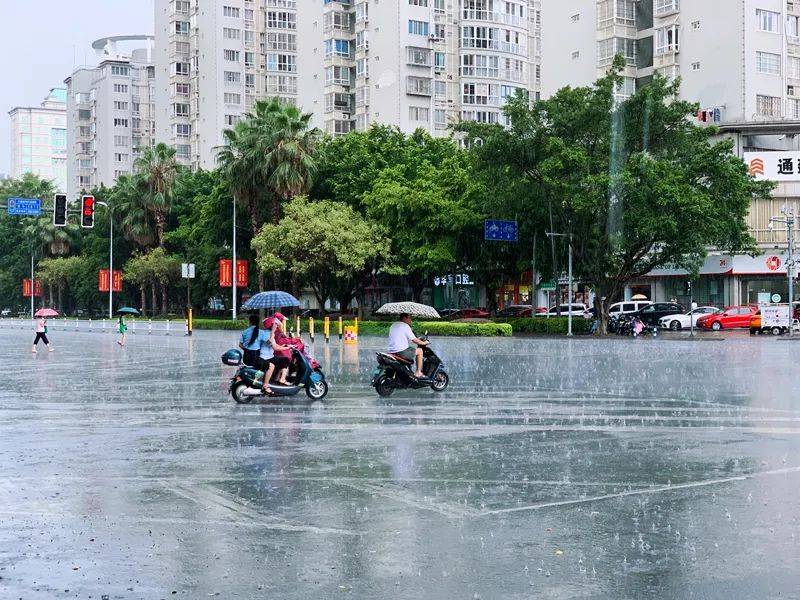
xmin=192 ymin=318 xmax=512 ymax=337
xmin=494 ymin=316 xmax=593 ymax=335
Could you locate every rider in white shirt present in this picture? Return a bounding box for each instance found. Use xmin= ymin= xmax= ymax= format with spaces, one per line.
xmin=388 ymin=313 xmax=429 ymax=379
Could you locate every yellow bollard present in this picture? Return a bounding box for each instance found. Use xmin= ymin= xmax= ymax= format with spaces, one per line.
xmin=324 ymin=316 xmax=330 ymax=343
xmin=309 ymin=317 xmax=315 ymax=342
xmin=354 ymin=316 xmax=359 ymax=335
xmin=338 ymin=316 xmax=343 ymax=340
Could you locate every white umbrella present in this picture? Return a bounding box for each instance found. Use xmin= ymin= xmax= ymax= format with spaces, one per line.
xmin=375 ymin=302 xmax=440 ymax=319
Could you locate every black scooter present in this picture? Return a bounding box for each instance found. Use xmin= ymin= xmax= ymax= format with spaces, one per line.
xmin=371 ymin=335 xmax=449 ymax=397
xmin=222 ymin=347 xmax=329 ymax=403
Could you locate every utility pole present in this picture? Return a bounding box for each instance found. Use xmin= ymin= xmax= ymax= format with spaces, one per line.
xmin=97 ymin=201 xmax=113 ymax=319
xmin=232 ymin=195 xmax=238 ymax=321
xmin=531 ymin=232 xmax=537 ymax=315
xmin=770 ymin=207 xmax=796 ymax=337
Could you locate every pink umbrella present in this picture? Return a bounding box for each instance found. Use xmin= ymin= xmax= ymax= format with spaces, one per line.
xmin=34 ymin=308 xmax=59 ymax=317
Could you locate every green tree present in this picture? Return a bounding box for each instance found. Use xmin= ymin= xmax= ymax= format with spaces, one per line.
xmin=252 ymin=197 xmax=389 ymax=312
xmin=134 ymin=143 xmax=180 ymax=248
xmin=463 ymin=58 xmax=774 ymax=331
xmin=124 ymin=248 xmax=181 ymax=315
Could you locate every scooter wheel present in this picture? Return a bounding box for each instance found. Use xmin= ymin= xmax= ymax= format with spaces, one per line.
xmin=430 ymin=371 xmax=449 ymax=392
xmin=231 ymin=383 xmax=252 ymax=404
xmin=374 ymin=375 xmax=395 ymax=397
xmin=305 ymin=379 xmax=329 ymax=400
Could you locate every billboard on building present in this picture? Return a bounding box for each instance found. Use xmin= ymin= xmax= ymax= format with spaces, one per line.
xmin=744 ymin=151 xmax=800 ymax=182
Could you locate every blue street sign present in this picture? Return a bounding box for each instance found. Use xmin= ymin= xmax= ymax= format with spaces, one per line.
xmin=484 ymin=219 xmax=518 ymax=242
xmin=7 ymin=197 xmax=42 ymax=217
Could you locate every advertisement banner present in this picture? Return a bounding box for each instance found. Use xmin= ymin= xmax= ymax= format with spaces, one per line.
xmin=219 ymin=259 xmax=233 ymax=287
xmin=236 ymin=260 xmax=249 ymax=288
xmin=22 ymin=279 xmax=42 ymax=297
xmin=744 ymin=151 xmax=800 ymax=182
xmin=112 ymin=270 xmax=123 ymax=293
xmin=99 ymin=269 xmax=110 ymax=292
xmin=762 ymin=305 xmax=791 ymax=328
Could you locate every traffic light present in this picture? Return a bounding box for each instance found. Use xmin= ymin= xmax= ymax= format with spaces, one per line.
xmin=81 ymin=195 xmax=95 ymax=228
xmin=685 ymin=281 xmax=692 ymax=295
xmin=53 ymin=194 xmax=68 ymax=227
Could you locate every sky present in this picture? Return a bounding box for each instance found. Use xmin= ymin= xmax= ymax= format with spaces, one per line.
xmin=0 ymin=0 xmax=154 ymax=175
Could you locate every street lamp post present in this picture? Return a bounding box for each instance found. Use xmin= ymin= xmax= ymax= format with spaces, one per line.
xmin=769 ymin=207 xmax=795 ymax=337
xmin=97 ymin=201 xmax=113 ymax=319
xmin=546 ymin=231 xmax=574 ymax=337
xmin=232 ymin=195 xmax=237 ymax=321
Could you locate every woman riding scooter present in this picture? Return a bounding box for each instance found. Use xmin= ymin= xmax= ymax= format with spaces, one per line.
xmin=239 ymin=314 xmax=262 ymax=367
xmin=256 ymin=317 xmax=291 ymax=396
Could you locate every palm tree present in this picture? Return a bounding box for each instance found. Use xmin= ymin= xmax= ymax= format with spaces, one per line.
xmin=134 ymin=143 xmax=180 ymax=248
xmin=217 ymin=120 xmax=265 ymax=242
xmin=259 ymin=100 xmax=321 ymax=223
xmin=110 ymin=174 xmax=155 ymax=250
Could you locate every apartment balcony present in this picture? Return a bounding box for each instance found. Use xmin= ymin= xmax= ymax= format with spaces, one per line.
xmin=653 ymin=0 xmax=680 ymax=18
xmin=324 ymin=54 xmax=354 ymax=68
xmin=461 ymin=9 xmax=526 ymax=29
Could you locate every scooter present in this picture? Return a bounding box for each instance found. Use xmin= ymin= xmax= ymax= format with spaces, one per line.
xmin=222 ymin=346 xmax=329 ymax=403
xmin=371 ymin=335 xmax=449 ymax=397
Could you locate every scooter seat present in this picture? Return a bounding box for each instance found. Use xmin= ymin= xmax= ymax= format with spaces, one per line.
xmin=377 ymin=351 xmax=413 ymax=364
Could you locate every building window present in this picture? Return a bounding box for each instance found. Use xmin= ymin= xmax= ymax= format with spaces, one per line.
xmin=111 ymin=65 xmax=130 ymax=77
xmin=654 ymin=0 xmax=679 ymax=14
xmin=267 ymin=11 xmax=296 ymax=29
xmin=113 ymin=84 xmax=128 ymax=93
xmin=224 ymin=92 xmax=242 ymax=104
xmin=224 ymin=49 xmax=240 ymax=62
xmin=325 ymin=39 xmax=351 ymax=57
xmin=175 ymin=21 xmax=190 ymax=35
xmin=224 ymin=114 xmax=240 ymax=126
xmin=654 ymin=26 xmax=679 ymax=55
xmin=407 ymin=47 xmax=432 ymax=66
xmin=407 ymin=76 xmax=432 ymax=96
xmin=113 ymin=101 xmax=129 ymax=111
xmin=175 ymin=82 xmax=190 ymax=96
xmin=409 ymin=106 xmax=430 ymax=121
xmin=114 ymin=135 xmax=129 ymax=147
xmin=224 ymin=71 xmax=241 ymax=83
xmin=174 ymin=123 xmax=191 ymax=138
xmin=174 ymin=62 xmax=190 ymax=76
xmin=175 ymin=0 xmax=190 ymax=15
xmin=756 ymin=9 xmax=779 ymax=33
xmin=756 ymin=51 xmax=781 ymax=75
xmin=408 ymin=20 xmax=430 ymax=36
xmin=176 ymin=144 xmax=190 ymax=158
xmin=223 ymin=6 xmax=240 ymax=18
xmin=173 ymin=103 xmax=190 ymax=117
xmin=356 ymin=58 xmax=369 ymax=77
xmin=175 ymin=41 xmax=190 ymax=54
xmin=788 ymin=15 xmax=800 ymax=40
xmin=266 ymin=54 xmax=296 ymax=72
xmin=409 ymin=0 xmax=428 ymax=6
xmin=114 ymin=118 xmax=129 ymax=127
xmin=223 ymin=27 xmax=241 ymax=39
xmin=756 ymin=94 xmax=782 ymax=117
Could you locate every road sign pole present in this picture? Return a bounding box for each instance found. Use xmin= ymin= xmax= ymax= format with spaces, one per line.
xmin=567 ymin=240 xmax=573 ymax=337
xmin=232 ymin=195 xmax=237 ymax=321
xmin=789 ymin=210 xmax=794 ymax=338
xmin=30 ymin=250 xmax=35 ymax=318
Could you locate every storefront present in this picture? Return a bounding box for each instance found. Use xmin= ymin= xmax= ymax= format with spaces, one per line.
xmin=432 ymin=273 xmax=483 ymax=310
xmin=634 ymin=253 xmax=796 ymax=308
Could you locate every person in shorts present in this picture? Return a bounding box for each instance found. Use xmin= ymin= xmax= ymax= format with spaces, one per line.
xmin=387 ymin=313 xmax=429 ymax=379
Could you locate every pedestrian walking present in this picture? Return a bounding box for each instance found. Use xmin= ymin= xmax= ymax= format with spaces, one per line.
xmin=32 ymin=316 xmax=53 ymax=353
xmin=117 ymin=315 xmax=127 ymax=347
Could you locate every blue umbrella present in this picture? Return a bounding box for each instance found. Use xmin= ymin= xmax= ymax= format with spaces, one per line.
xmin=241 ymin=290 xmax=300 ymax=311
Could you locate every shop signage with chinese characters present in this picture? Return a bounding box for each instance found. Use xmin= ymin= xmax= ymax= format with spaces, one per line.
xmin=744 ymin=151 xmax=800 ymax=181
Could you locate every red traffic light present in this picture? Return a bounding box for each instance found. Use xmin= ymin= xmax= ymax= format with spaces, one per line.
xmin=81 ymin=195 xmax=95 ymax=228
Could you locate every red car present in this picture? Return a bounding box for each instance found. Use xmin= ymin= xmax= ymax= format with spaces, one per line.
xmin=696 ymin=305 xmax=758 ymax=330
xmin=459 ymin=308 xmax=490 ymax=319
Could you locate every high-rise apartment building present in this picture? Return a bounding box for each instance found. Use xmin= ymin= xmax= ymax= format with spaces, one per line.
xmin=542 ymin=0 xmax=800 ymax=122
xmin=8 ymin=88 xmax=68 ymax=192
xmin=155 ymin=0 xmax=541 ymax=168
xmin=65 ymin=36 xmax=156 ymax=199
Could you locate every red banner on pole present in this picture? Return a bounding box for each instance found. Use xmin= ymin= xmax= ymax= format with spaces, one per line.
xmin=219 ymin=259 xmax=233 ymax=287
xmin=22 ymin=280 xmax=42 ymax=298
xmin=236 ymin=259 xmax=249 ymax=288
xmin=99 ymin=269 xmax=110 ymax=292
xmin=112 ymin=270 xmax=123 ymax=293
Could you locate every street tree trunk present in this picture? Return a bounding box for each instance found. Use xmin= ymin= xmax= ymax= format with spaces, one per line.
xmin=150 ymin=283 xmax=157 ymax=318
xmin=57 ymin=285 xmax=63 ymax=313
xmin=161 ymin=283 xmax=168 ymax=315
xmin=140 ymin=285 xmax=147 ymax=316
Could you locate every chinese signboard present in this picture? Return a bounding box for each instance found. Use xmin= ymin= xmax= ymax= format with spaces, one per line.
xmin=181 ymin=263 xmax=196 ymax=279
xmin=7 ymin=197 xmax=42 ymax=216
xmin=219 ymin=260 xmax=249 ymax=288
xmin=98 ymin=270 xmax=123 ymax=292
xmin=744 ymin=151 xmax=800 ymax=181
xmin=22 ymin=279 xmax=42 ymax=297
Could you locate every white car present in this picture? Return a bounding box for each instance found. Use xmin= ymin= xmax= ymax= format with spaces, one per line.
xmin=0 ymin=308 xmax=11 ymax=317
xmin=536 ymin=303 xmax=591 ymax=318
xmin=608 ymin=300 xmax=652 ymax=317
xmin=659 ymin=306 xmax=721 ymax=330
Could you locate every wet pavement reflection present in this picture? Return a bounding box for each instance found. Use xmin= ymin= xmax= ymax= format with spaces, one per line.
xmin=1 ymin=329 xmax=799 ymax=598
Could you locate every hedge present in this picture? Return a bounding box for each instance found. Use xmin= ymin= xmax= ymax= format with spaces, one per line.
xmin=494 ymin=316 xmax=593 ymax=335
xmin=192 ymin=318 xmax=512 ymax=337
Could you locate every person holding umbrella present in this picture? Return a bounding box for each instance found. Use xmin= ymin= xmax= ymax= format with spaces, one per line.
xmin=32 ymin=308 xmax=58 ymax=353
xmin=116 ymin=307 xmax=139 ymax=347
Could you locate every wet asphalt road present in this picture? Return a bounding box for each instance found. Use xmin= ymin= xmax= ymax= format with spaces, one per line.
xmin=1 ymin=326 xmax=799 ymax=599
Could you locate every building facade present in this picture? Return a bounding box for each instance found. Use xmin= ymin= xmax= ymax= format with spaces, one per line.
xmin=65 ymin=36 xmax=155 ymax=199
xmin=8 ymin=88 xmax=68 ymax=192
xmin=154 ymin=0 xmax=542 ymax=167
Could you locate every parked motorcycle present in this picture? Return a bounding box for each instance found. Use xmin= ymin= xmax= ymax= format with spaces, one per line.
xmin=222 ymin=346 xmax=329 ymax=403
xmin=371 ymin=335 xmax=449 ymax=397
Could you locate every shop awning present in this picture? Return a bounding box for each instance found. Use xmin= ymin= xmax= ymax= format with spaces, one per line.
xmin=645 ymin=253 xmax=790 ymax=278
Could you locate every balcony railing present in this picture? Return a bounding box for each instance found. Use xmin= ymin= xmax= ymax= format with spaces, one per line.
xmin=461 ymin=9 xmax=525 ymax=28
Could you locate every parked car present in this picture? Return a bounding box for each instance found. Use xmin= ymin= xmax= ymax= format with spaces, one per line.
xmin=0 ymin=308 xmax=11 ymax=317
xmin=697 ymin=305 xmax=758 ymax=330
xmin=496 ymin=305 xmax=541 ymax=317
xmin=459 ymin=308 xmax=490 ymax=319
xmin=536 ymin=303 xmax=591 ymax=318
xmin=658 ymin=306 xmax=721 ymax=330
xmin=608 ymin=300 xmax=652 ymax=317
xmin=630 ymin=302 xmax=685 ymax=327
